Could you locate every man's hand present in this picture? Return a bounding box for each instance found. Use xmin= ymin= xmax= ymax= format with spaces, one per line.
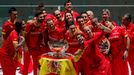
xmin=123 ymin=50 xmax=128 ymax=60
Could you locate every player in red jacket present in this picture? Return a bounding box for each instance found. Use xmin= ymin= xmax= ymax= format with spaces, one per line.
xmin=0 ymin=20 xmax=24 ymax=75
xmin=65 ymin=24 xmax=82 ymax=54
xmin=121 ymin=13 xmax=134 ymax=75
xmin=53 ymin=10 xmax=66 ymax=34
xmin=64 ymin=12 xmax=78 ymax=29
xmin=46 ymin=18 xmax=65 ymax=41
xmin=76 ymin=16 xmax=93 ymax=33
xmin=2 ymin=7 xmax=18 ymax=42
xmin=25 ymin=11 xmax=45 ymax=75
xmin=61 ymin=0 xmax=79 ymax=22
xmin=105 ymin=21 xmax=130 ymax=75
xmin=81 ymin=12 xmax=92 ymax=26
xmin=100 ymin=9 xmax=118 ymax=27
xmin=65 ymin=24 xmax=84 ymax=74
xmin=82 ymin=24 xmax=112 ymax=75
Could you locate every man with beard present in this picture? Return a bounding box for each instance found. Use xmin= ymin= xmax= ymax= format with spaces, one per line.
xmin=61 ymin=0 xmax=79 ymax=21
xmin=24 ymin=11 xmax=45 ymax=75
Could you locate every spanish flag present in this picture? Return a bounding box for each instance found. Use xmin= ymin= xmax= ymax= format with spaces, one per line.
xmin=39 ymin=57 xmax=77 ymax=75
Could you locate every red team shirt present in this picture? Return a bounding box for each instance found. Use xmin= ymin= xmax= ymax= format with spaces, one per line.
xmin=122 ymin=23 xmax=134 ymax=75
xmin=47 ymin=27 xmax=65 ymax=41
xmin=108 ymin=26 xmax=129 ymax=75
xmin=92 ymin=26 xmax=102 ymax=32
xmin=83 ymin=32 xmax=111 ymax=75
xmin=55 ymin=19 xmax=66 ymax=34
xmin=65 ymin=30 xmax=84 ymax=74
xmin=65 ymin=30 xmax=81 ymax=54
xmin=25 ymin=21 xmax=46 ymax=75
xmin=0 ymin=30 xmax=18 ymax=57
xmin=25 ymin=22 xmax=44 ymax=50
xmin=123 ymin=23 xmax=134 ymax=49
xmin=2 ymin=20 xmax=15 ymax=40
xmin=0 ymin=30 xmax=21 ymax=75
xmin=108 ymin=26 xmax=127 ymax=57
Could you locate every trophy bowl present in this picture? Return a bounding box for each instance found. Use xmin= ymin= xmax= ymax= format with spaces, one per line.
xmin=48 ymin=40 xmax=69 ymax=53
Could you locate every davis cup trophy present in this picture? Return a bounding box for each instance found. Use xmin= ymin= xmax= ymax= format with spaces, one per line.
xmin=39 ymin=40 xmax=84 ymax=75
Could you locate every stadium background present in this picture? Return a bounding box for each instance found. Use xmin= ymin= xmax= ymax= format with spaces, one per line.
xmin=0 ymin=0 xmax=134 ymax=35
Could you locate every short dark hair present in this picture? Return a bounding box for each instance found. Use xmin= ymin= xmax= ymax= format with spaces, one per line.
xmin=124 ymin=13 xmax=132 ymax=22
xmin=36 ymin=3 xmax=45 ymax=11
xmin=68 ymin=21 xmax=74 ymax=26
xmin=35 ymin=10 xmax=43 ymax=17
xmin=80 ymin=12 xmax=88 ymax=15
xmin=64 ymin=12 xmax=74 ymax=29
xmin=53 ymin=10 xmax=60 ymax=16
xmin=76 ymin=16 xmax=84 ymax=22
xmin=64 ymin=0 xmax=72 ymax=6
xmin=15 ymin=19 xmax=23 ymax=33
xmin=8 ymin=7 xmax=17 ymax=14
xmin=64 ymin=12 xmax=73 ymax=21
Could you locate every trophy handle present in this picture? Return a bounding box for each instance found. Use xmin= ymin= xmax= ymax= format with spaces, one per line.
xmin=19 ymin=36 xmax=25 ymax=45
xmin=47 ymin=40 xmax=69 ymax=52
xmin=63 ymin=40 xmax=69 ymax=52
xmin=48 ymin=41 xmax=53 ymax=51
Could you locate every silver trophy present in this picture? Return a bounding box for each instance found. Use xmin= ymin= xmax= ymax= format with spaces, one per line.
xmin=46 ymin=40 xmax=72 ymax=58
